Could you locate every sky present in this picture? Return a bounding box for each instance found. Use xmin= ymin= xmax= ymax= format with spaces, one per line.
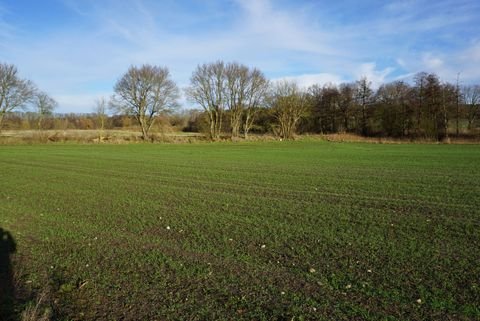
xmin=0 ymin=0 xmax=479 ymax=113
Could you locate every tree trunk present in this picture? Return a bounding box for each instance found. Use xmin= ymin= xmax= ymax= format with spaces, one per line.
xmin=456 ymin=74 xmax=460 ymax=137
xmin=217 ymin=110 xmax=223 ymax=140
xmin=140 ymin=119 xmax=149 ymax=141
xmin=243 ymin=113 xmax=252 ymax=139
xmin=442 ymin=91 xmax=449 ymax=142
xmin=361 ymin=104 xmax=367 ymax=136
xmin=467 ymin=118 xmax=474 ymax=130
xmin=456 ymin=103 xmax=459 ymax=136
xmin=0 ymin=112 xmax=5 ymax=133
xmin=230 ymin=111 xmax=241 ymax=138
xmin=98 ymin=117 xmax=105 ymax=141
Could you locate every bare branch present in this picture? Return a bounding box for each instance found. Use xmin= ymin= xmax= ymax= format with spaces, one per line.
xmin=111 ymin=65 xmax=179 ymax=140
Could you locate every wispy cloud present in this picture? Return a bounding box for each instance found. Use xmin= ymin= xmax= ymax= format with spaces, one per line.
xmin=233 ymin=0 xmax=336 ymax=56
xmin=276 ymin=73 xmax=345 ymax=89
xmin=0 ymin=4 xmax=15 ymax=50
xmin=0 ymin=0 xmax=479 ymax=112
xmin=354 ymin=63 xmax=395 ymax=89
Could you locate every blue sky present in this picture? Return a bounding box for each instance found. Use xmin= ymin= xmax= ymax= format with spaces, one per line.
xmin=1 ymin=0 xmax=479 ymax=113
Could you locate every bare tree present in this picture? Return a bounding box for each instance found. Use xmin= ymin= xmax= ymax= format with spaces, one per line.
xmin=186 ymin=61 xmax=226 ymax=140
xmin=111 ymin=65 xmax=179 ymax=140
xmin=376 ymin=81 xmax=412 ymax=136
xmin=270 ymin=81 xmax=309 ymax=139
xmin=338 ymin=83 xmax=356 ymax=132
xmin=34 ymin=92 xmax=57 ymax=130
xmin=355 ymin=77 xmax=374 ymax=136
xmin=223 ymin=63 xmax=269 ymax=139
xmin=413 ymin=72 xmax=445 ymax=139
xmin=424 ymin=74 xmax=442 ymax=139
xmin=307 ymin=84 xmax=340 ymax=133
xmin=243 ymin=68 xmax=269 ymax=139
xmin=94 ymin=97 xmax=108 ymax=141
xmin=441 ymin=82 xmax=457 ymax=141
xmin=455 ymin=73 xmax=461 ymax=136
xmin=462 ymin=85 xmax=480 ymax=130
xmin=225 ymin=62 xmax=248 ymax=138
xmin=0 ymin=63 xmax=36 ymax=132
xmin=413 ymin=72 xmax=428 ymax=136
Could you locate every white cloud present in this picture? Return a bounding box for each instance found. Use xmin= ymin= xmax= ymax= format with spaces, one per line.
xmin=275 ymin=73 xmax=344 ymax=89
xmin=354 ymin=63 xmax=395 ymax=88
xmin=422 ymin=53 xmax=444 ymax=69
xmin=396 ymin=43 xmax=480 ymax=84
xmin=233 ymin=0 xmax=337 ymax=55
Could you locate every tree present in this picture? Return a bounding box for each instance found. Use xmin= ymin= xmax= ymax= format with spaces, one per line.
xmin=440 ymin=82 xmax=457 ymax=141
xmin=355 ymin=77 xmax=374 ymax=136
xmin=242 ymin=68 xmax=269 ymax=139
xmin=376 ymin=81 xmax=412 ymax=137
xmin=224 ymin=63 xmax=269 ymax=139
xmin=94 ymin=97 xmax=108 ymax=141
xmin=307 ymin=84 xmax=340 ymax=133
xmin=338 ymin=83 xmax=356 ymax=132
xmin=412 ymin=72 xmax=444 ymax=139
xmin=306 ymin=84 xmax=323 ymax=132
xmin=462 ymin=85 xmax=480 ymax=130
xmin=455 ymin=74 xmax=461 ymax=136
xmin=413 ymin=72 xmax=428 ymax=136
xmin=424 ymin=73 xmax=442 ymax=139
xmin=321 ymin=84 xmax=340 ymax=133
xmin=186 ymin=61 xmax=226 ymax=140
xmin=224 ymin=62 xmax=249 ymax=138
xmin=34 ymin=91 xmax=57 ymax=130
xmin=0 ymin=63 xmax=36 ymax=132
xmin=270 ymin=81 xmax=309 ymax=139
xmin=111 ymin=65 xmax=179 ymax=140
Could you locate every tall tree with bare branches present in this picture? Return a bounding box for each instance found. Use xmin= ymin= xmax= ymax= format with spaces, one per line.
xmin=94 ymin=97 xmax=108 ymax=141
xmin=243 ymin=68 xmax=269 ymax=139
xmin=224 ymin=62 xmax=248 ymax=138
xmin=186 ymin=61 xmax=226 ymax=140
xmin=338 ymin=83 xmax=356 ymax=132
xmin=111 ymin=65 xmax=179 ymax=141
xmin=270 ymin=81 xmax=309 ymax=139
xmin=355 ymin=77 xmax=374 ymax=136
xmin=376 ymin=81 xmax=412 ymax=137
xmin=0 ymin=63 xmax=36 ymax=132
xmin=463 ymin=85 xmax=480 ymax=130
xmin=223 ymin=63 xmax=269 ymax=138
xmin=34 ymin=91 xmax=57 ymax=130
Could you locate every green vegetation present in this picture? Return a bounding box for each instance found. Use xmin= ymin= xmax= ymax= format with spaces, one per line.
xmin=1 ymin=141 xmax=479 ymax=320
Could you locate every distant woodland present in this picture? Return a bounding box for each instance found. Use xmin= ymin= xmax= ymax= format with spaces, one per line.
xmin=1 ymin=62 xmax=479 ymax=141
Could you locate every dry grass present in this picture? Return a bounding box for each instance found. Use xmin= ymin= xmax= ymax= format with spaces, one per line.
xmin=20 ymin=287 xmax=51 ymax=321
xmin=1 ymin=129 xmax=478 ymax=145
xmin=302 ymin=132 xmax=480 ymax=144
xmin=0 ymin=129 xmax=206 ymax=145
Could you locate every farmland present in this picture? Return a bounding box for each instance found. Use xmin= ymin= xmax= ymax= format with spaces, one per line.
xmin=1 ymin=140 xmax=479 ymax=320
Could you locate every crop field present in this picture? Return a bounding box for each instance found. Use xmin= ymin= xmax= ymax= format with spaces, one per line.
xmin=0 ymin=141 xmax=479 ymax=320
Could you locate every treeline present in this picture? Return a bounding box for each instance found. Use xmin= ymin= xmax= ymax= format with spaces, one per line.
xmin=184 ymin=63 xmax=479 ymax=141
xmin=302 ymin=73 xmax=480 ymax=140
xmin=1 ymin=62 xmax=479 ymax=141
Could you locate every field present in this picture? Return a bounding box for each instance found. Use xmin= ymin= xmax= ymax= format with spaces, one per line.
xmin=0 ymin=141 xmax=479 ymax=320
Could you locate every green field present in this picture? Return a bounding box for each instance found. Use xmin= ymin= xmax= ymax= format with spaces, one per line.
xmin=1 ymin=141 xmax=479 ymax=320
